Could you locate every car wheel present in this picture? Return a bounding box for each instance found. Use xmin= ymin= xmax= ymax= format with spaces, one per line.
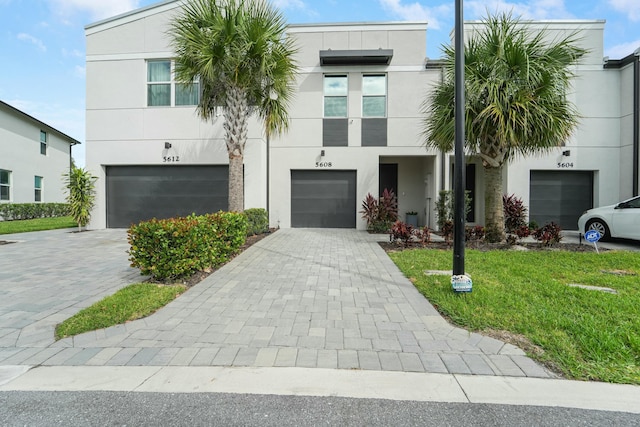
xmin=586 ymin=219 xmax=611 ymax=241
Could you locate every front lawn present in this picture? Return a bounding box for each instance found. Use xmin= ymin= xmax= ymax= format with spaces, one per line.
xmin=388 ymin=248 xmax=640 ymax=385
xmin=0 ymin=216 xmax=76 ymax=234
xmin=55 ymin=283 xmax=186 ymax=340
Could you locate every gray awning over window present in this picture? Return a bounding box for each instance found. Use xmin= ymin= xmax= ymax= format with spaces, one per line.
xmin=319 ymin=49 xmax=393 ymax=66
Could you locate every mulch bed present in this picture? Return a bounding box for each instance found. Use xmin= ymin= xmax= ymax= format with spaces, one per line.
xmin=379 ymin=238 xmax=602 ymax=253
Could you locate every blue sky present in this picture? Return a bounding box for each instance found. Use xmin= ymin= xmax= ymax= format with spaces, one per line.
xmin=1 ymin=0 xmax=639 ymax=166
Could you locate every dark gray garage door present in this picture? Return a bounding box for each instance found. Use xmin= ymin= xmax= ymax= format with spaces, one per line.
xmin=291 ymin=170 xmax=356 ymax=228
xmin=106 ymin=165 xmax=228 ymax=228
xmin=529 ymin=171 xmax=593 ymax=230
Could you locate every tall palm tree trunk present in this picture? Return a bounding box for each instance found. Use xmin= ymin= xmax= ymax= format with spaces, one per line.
xmin=228 ymin=155 xmax=244 ymax=212
xmin=484 ymin=164 xmax=505 ymax=242
xmin=224 ymin=85 xmax=249 ymax=212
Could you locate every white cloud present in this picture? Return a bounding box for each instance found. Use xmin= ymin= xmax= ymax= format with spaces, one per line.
xmin=62 ymin=48 xmax=83 ymax=58
xmin=48 ymin=0 xmax=141 ymax=21
xmin=465 ymin=0 xmax=573 ymax=21
xmin=73 ymin=65 xmax=86 ymax=78
xmin=378 ymin=0 xmax=452 ymax=30
xmin=16 ymin=33 xmax=47 ymax=51
xmin=609 ymin=0 xmax=640 ymax=21
xmin=272 ymin=0 xmax=306 ymax=9
xmin=605 ymin=39 xmax=640 ymax=59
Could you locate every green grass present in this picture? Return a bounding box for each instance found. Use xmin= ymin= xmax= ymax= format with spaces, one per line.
xmin=55 ymin=283 xmax=187 ymax=340
xmin=389 ymin=248 xmax=640 ymax=385
xmin=0 ymin=216 xmax=76 ymax=234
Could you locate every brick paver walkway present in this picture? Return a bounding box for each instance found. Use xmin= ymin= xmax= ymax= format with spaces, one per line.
xmin=0 ymin=228 xmax=554 ymax=378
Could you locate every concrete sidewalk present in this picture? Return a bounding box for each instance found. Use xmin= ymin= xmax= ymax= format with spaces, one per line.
xmin=1 ymin=365 xmax=639 ymax=414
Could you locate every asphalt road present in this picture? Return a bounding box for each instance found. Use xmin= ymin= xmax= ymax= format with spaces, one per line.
xmin=1 ymin=391 xmax=638 ymax=427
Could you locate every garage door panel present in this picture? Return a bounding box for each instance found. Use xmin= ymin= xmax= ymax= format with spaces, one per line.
xmin=106 ymin=165 xmax=228 ymax=228
xmin=291 ymin=170 xmax=356 ymax=228
xmin=529 ymin=171 xmax=593 ymax=230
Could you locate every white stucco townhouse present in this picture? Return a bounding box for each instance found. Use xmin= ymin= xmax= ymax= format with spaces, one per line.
xmin=0 ymin=100 xmax=79 ymax=205
xmin=85 ymin=0 xmax=639 ymax=231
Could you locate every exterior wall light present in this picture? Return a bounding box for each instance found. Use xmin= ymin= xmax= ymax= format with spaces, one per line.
xmin=562 ymin=150 xmax=571 ymax=156
xmin=164 ymin=142 xmax=172 ymax=149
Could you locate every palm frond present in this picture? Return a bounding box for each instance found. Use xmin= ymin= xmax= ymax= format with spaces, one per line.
xmin=423 ymin=11 xmax=586 ymax=162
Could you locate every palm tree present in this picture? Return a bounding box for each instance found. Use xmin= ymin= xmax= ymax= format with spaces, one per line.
xmin=170 ymin=0 xmax=298 ymax=212
xmin=423 ymin=13 xmax=586 ymax=242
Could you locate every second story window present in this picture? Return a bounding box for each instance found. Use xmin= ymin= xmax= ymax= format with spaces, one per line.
xmin=40 ymin=130 xmax=47 ymax=155
xmin=147 ymin=60 xmax=199 ymax=107
xmin=0 ymin=170 xmax=10 ymax=201
xmin=324 ymin=75 xmax=348 ymax=117
xmin=147 ymin=60 xmax=171 ymax=106
xmin=362 ymin=75 xmax=387 ymax=117
xmin=34 ymin=176 xmax=43 ymax=202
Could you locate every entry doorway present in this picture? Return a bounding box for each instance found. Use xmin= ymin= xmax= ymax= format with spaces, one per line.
xmin=379 ymin=163 xmax=398 ymax=197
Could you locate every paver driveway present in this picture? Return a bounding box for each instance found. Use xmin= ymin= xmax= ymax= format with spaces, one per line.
xmin=0 ymin=228 xmax=141 ymax=352
xmin=0 ymin=228 xmax=553 ymax=378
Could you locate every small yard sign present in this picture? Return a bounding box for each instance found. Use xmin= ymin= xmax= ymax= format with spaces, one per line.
xmin=584 ymin=230 xmax=602 ymax=254
xmin=451 ymin=274 xmax=473 ymax=293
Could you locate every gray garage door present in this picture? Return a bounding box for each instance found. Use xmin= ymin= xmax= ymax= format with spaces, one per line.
xmin=106 ymin=165 xmax=228 ymax=228
xmin=529 ymin=171 xmax=593 ymax=230
xmin=291 ymin=170 xmax=356 ymax=228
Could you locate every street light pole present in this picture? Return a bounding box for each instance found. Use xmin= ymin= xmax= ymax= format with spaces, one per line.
xmin=453 ymin=0 xmax=466 ymax=276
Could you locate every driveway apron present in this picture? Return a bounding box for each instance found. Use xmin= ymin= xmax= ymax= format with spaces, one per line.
xmin=0 ymin=228 xmax=554 ymax=378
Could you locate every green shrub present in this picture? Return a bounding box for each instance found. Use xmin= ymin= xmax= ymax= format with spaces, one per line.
xmin=434 ymin=190 xmax=471 ymax=230
xmin=127 ymin=212 xmax=248 ymax=281
xmin=244 ymin=208 xmax=269 ymax=236
xmin=63 ymin=166 xmax=97 ymax=231
xmin=0 ymin=203 xmax=70 ymax=221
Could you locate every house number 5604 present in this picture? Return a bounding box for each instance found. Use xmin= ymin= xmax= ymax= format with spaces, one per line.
xmin=557 ymin=162 xmax=573 ymax=168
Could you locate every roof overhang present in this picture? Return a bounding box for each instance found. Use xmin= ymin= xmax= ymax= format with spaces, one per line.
xmin=319 ymin=49 xmax=393 ymax=66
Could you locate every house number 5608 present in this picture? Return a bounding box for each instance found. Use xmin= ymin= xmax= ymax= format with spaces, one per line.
xmin=315 ymin=161 xmax=332 ymax=168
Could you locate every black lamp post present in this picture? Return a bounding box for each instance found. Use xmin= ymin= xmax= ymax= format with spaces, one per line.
xmin=453 ymin=0 xmax=466 ymax=276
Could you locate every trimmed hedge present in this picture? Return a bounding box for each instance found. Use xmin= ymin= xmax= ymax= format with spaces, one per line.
xmin=127 ymin=212 xmax=247 ymax=281
xmin=0 ymin=203 xmax=70 ymax=221
xmin=244 ymin=208 xmax=269 ymax=236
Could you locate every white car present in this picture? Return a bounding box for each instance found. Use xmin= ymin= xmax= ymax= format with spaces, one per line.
xmin=578 ymin=196 xmax=640 ymax=241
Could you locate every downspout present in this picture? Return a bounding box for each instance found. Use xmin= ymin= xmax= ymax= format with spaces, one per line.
xmin=69 ymin=142 xmax=76 ymax=172
xmin=266 ymin=134 xmax=270 ymax=221
xmin=633 ymin=50 xmax=639 ymax=196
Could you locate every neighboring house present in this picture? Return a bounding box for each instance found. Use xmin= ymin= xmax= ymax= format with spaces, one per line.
xmin=471 ymin=21 xmax=639 ymax=230
xmin=85 ymin=0 xmax=639 ymax=230
xmin=0 ymin=100 xmax=79 ymax=205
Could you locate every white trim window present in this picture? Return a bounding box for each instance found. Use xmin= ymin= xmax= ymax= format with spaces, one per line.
xmin=34 ymin=176 xmax=43 ymax=202
xmin=324 ymin=75 xmax=348 ymax=117
xmin=40 ymin=130 xmax=47 ymax=155
xmin=147 ymin=60 xmax=200 ymax=107
xmin=362 ymin=74 xmax=387 ymax=117
xmin=0 ymin=169 xmax=10 ymax=201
